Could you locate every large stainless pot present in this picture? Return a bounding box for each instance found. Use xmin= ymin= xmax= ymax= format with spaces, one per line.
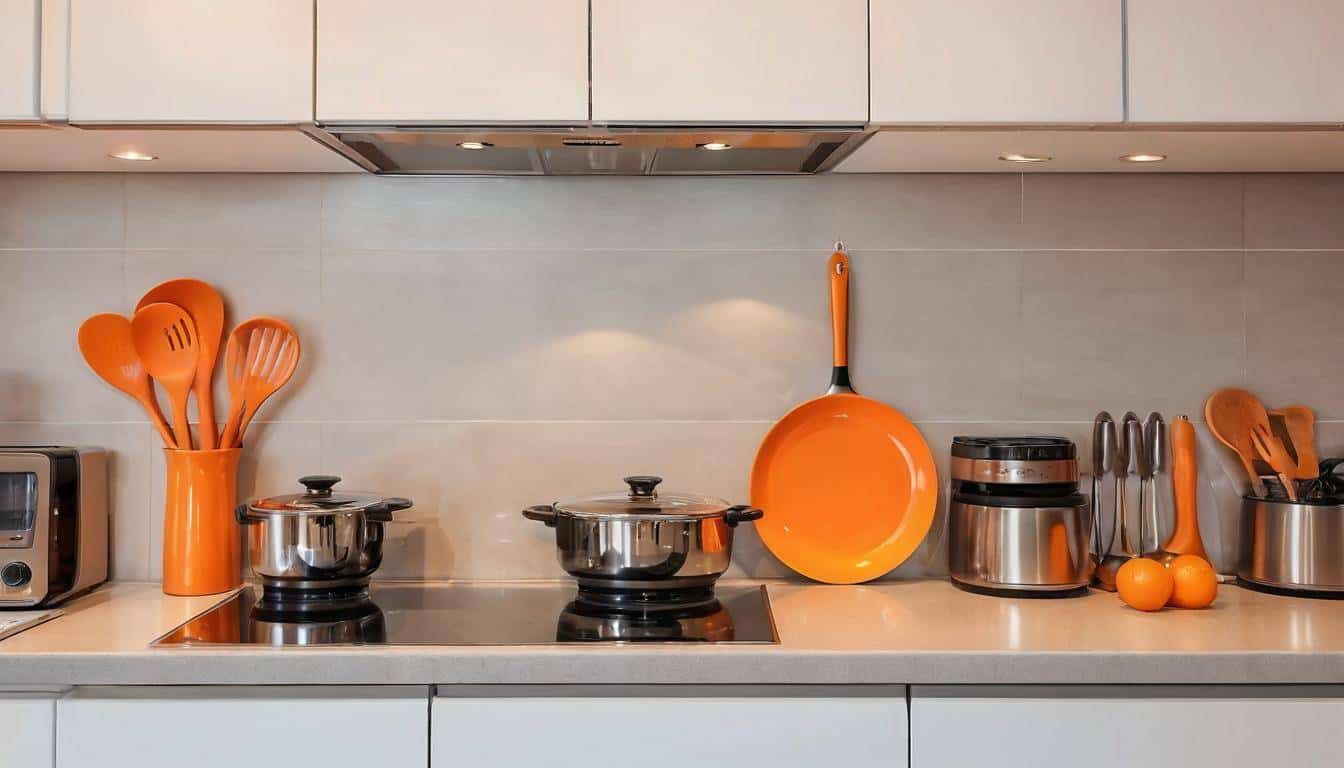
xmin=522 ymin=475 xmax=762 ymax=592
xmin=1238 ymin=498 xmax=1344 ymax=595
xmin=236 ymin=475 xmax=412 ymax=590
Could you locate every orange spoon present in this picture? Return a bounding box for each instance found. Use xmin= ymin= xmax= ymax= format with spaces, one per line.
xmin=219 ymin=317 xmax=301 ymax=448
xmin=136 ymin=279 xmax=224 ymax=449
xmin=131 ymin=303 xmax=200 ymax=451
xmin=77 ymin=313 xmax=177 ymax=448
xmin=1204 ymin=388 xmax=1270 ymax=498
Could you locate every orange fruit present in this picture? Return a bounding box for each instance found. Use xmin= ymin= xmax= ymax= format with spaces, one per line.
xmin=1168 ymin=554 xmax=1218 ymax=609
xmin=1116 ymin=558 xmax=1174 ymax=611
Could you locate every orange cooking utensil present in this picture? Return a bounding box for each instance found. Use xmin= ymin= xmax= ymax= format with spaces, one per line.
xmin=219 ymin=317 xmax=301 ymax=448
xmin=1164 ymin=415 xmax=1208 ymax=560
xmin=131 ymin=302 xmax=200 ymax=451
xmin=77 ymin=313 xmax=177 ymax=448
xmin=1204 ymin=388 xmax=1270 ymax=498
xmin=136 ymin=279 xmax=225 ymax=450
xmin=1251 ymin=423 xmax=1299 ymax=502
xmin=750 ymin=248 xmax=937 ymax=584
xmin=1271 ymin=405 xmax=1318 ymax=479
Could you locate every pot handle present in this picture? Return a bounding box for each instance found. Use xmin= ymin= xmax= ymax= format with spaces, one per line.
xmin=724 ymin=505 xmax=763 ymax=527
xmin=366 ymin=497 xmax=413 ymax=524
xmin=522 ymin=504 xmax=558 ymax=527
xmin=235 ymin=504 xmax=255 ymax=525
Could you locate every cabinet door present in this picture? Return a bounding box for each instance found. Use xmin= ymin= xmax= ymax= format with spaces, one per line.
xmin=0 ymin=0 xmax=40 ymax=120
xmin=0 ymin=692 xmax=57 ymax=768
xmin=1128 ymin=0 xmax=1344 ymax=123
xmin=912 ymin=685 xmax=1344 ymax=767
xmin=68 ymin=0 xmax=313 ymax=123
xmin=591 ymin=0 xmax=867 ymax=124
xmin=871 ymin=0 xmax=1122 ymax=124
xmin=56 ymin=686 xmax=428 ymax=768
xmin=432 ymin=689 xmax=907 ymax=768
xmin=317 ymin=0 xmax=588 ymax=123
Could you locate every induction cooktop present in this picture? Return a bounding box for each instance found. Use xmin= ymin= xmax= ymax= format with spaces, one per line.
xmin=151 ymin=583 xmax=777 ymax=647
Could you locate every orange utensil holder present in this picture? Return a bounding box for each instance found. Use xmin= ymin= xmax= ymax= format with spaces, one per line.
xmin=162 ymin=448 xmax=242 ymax=596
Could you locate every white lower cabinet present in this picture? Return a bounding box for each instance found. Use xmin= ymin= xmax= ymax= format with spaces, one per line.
xmin=911 ymin=685 xmax=1344 ymax=767
xmin=431 ymin=687 xmax=908 ymax=768
xmin=55 ymin=686 xmax=428 ymax=768
xmin=0 ymin=690 xmax=60 ymax=768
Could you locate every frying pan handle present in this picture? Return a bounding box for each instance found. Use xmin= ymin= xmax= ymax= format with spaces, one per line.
xmin=724 ymin=505 xmax=763 ymax=526
xmin=829 ymin=249 xmax=849 ymax=370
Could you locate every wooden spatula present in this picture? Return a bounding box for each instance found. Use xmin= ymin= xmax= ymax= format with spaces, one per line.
xmin=131 ymin=303 xmax=200 ymax=451
xmin=1204 ymin=388 xmax=1270 ymax=497
xmin=77 ymin=313 xmax=177 ymax=448
xmin=136 ymin=279 xmax=224 ymax=449
xmin=1271 ymin=405 xmax=1319 ymax=479
xmin=1251 ymin=423 xmax=1298 ymax=502
xmin=219 ymin=317 xmax=301 ymax=448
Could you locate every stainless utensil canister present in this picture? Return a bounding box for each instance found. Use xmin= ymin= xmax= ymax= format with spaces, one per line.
xmin=1238 ymin=498 xmax=1344 ymax=595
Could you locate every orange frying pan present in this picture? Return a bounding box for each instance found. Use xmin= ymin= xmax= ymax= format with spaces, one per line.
xmin=750 ymin=248 xmax=937 ymax=584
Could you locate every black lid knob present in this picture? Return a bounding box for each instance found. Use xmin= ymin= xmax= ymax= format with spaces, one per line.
xmin=299 ymin=475 xmax=341 ymax=496
xmin=623 ymin=475 xmax=663 ymax=498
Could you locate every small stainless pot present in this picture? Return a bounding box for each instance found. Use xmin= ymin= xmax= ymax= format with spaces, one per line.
xmin=522 ymin=475 xmax=762 ymax=592
xmin=236 ymin=475 xmax=412 ymax=590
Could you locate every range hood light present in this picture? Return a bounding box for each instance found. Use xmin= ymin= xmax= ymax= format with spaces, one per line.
xmin=109 ymin=150 xmax=157 ymax=161
xmin=697 ymin=142 xmax=733 ymax=151
xmin=457 ymin=141 xmax=493 ymax=150
xmin=998 ymin=153 xmax=1051 ymax=163
xmin=1120 ymin=153 xmax=1167 ymax=163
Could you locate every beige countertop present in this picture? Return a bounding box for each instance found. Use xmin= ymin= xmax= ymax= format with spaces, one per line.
xmin=1 ymin=579 xmax=1342 ymax=686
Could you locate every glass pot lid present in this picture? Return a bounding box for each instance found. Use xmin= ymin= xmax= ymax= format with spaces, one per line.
xmin=553 ymin=476 xmax=731 ymax=520
xmin=248 ymin=475 xmax=385 ymax=516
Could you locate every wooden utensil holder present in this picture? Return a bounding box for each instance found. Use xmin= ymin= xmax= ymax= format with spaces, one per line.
xmin=162 ymin=448 xmax=242 ymax=596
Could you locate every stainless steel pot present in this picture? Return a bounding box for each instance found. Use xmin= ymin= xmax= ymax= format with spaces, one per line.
xmin=1238 ymin=498 xmax=1344 ymax=595
xmin=236 ymin=475 xmax=412 ymax=589
xmin=522 ymin=475 xmax=762 ymax=591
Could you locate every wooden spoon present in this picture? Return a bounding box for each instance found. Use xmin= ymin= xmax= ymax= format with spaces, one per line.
xmin=77 ymin=313 xmax=177 ymax=448
xmin=1251 ymin=423 xmax=1299 ymax=502
xmin=219 ymin=317 xmax=301 ymax=448
xmin=131 ymin=303 xmax=200 ymax=451
xmin=136 ymin=279 xmax=224 ymax=449
xmin=1204 ymin=388 xmax=1270 ymax=498
xmin=1271 ymin=405 xmax=1319 ymax=479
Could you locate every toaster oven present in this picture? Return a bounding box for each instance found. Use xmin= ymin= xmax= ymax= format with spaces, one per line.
xmin=0 ymin=446 xmax=108 ymax=607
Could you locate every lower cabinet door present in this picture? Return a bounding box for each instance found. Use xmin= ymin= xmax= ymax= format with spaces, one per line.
xmin=912 ymin=685 xmax=1344 ymax=767
xmin=56 ymin=686 xmax=428 ymax=768
xmin=0 ymin=691 xmax=60 ymax=768
xmin=432 ymin=686 xmax=907 ymax=768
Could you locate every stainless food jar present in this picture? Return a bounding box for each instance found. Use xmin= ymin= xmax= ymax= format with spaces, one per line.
xmin=236 ymin=475 xmax=412 ymax=590
xmin=522 ymin=475 xmax=762 ymax=592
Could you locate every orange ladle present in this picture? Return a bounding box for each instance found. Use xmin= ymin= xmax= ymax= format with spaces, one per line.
xmin=136 ymin=279 xmax=225 ymax=449
xmin=131 ymin=303 xmax=200 ymax=451
xmin=77 ymin=313 xmax=177 ymax=448
xmin=219 ymin=317 xmax=301 ymax=448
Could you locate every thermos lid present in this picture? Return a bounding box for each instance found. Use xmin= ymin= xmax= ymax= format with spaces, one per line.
xmin=951 ymin=436 xmax=1077 ymax=462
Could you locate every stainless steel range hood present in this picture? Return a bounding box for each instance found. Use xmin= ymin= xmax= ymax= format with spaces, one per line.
xmin=313 ymin=126 xmax=867 ymax=175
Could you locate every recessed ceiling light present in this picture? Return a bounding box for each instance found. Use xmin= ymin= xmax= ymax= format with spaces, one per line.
xmin=109 ymin=150 xmax=157 ymax=161
xmin=457 ymin=141 xmax=493 ymax=150
xmin=697 ymin=142 xmax=733 ymax=151
xmin=1120 ymin=153 xmax=1167 ymax=163
xmin=998 ymin=153 xmax=1052 ymax=163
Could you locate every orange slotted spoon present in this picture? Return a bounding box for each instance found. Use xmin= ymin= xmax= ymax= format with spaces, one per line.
xmin=77 ymin=313 xmax=177 ymax=448
xmin=130 ymin=303 xmax=200 ymax=451
xmin=219 ymin=317 xmax=301 ymax=448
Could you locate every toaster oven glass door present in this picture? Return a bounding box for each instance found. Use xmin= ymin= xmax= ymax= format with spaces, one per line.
xmin=0 ymin=472 xmax=38 ymax=538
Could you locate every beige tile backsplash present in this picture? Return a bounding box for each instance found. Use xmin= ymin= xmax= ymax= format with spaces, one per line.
xmin=2 ymin=171 xmax=1342 ymax=582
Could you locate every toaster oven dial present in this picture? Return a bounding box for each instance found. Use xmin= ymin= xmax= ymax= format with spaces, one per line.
xmin=1 ymin=561 xmax=31 ymax=588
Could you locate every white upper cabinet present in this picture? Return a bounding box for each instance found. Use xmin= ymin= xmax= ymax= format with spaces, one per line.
xmin=317 ymin=0 xmax=589 ymax=124
xmin=871 ymin=0 xmax=1123 ymax=124
xmin=0 ymin=0 xmax=40 ymax=120
xmin=67 ymin=0 xmax=313 ymax=123
xmin=1128 ymin=0 xmax=1344 ymax=123
xmin=591 ymin=0 xmax=868 ymax=124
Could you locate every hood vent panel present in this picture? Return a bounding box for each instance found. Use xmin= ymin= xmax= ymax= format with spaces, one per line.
xmin=326 ymin=127 xmax=863 ymax=175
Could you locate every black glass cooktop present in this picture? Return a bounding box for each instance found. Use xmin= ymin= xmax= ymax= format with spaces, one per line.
xmin=152 ymin=583 xmax=777 ymax=647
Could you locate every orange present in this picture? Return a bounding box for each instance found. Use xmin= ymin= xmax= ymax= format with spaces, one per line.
xmin=1168 ymin=554 xmax=1218 ymax=609
xmin=1116 ymin=558 xmax=1174 ymax=611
